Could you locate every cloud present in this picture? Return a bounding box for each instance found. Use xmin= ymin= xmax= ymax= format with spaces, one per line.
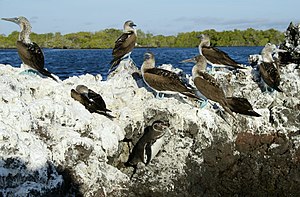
xmin=172 ymin=17 xmax=292 ymax=32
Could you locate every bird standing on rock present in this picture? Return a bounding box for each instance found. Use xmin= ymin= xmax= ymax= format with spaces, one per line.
xmin=141 ymin=52 xmax=200 ymax=100
xmin=182 ymin=34 xmax=244 ymax=72
xmin=126 ymin=120 xmax=170 ymax=166
xmin=1 ymin=16 xmax=58 ymax=81
xmin=259 ymin=43 xmax=286 ymax=92
xmin=191 ymin=55 xmax=235 ymax=118
xmin=197 ymin=34 xmax=245 ymax=71
xmin=109 ymin=20 xmax=137 ymax=73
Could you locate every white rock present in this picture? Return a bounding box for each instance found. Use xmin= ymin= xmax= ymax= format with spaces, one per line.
xmin=0 ymin=60 xmax=299 ymax=196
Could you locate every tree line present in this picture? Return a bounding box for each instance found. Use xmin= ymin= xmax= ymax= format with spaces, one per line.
xmin=0 ymin=28 xmax=284 ymax=49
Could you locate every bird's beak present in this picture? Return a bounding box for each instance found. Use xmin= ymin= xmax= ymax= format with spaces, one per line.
xmin=180 ymin=57 xmax=196 ymax=63
xmin=196 ymin=34 xmax=204 ymax=39
xmin=131 ymin=23 xmax=137 ymax=27
xmin=1 ymin=17 xmax=18 ymax=24
xmin=275 ymin=48 xmax=287 ymax=53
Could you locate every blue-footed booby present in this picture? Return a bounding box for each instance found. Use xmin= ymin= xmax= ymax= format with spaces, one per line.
xmin=126 ymin=120 xmax=169 ymax=166
xmin=184 ymin=34 xmax=245 ymax=71
xmin=192 ymin=55 xmax=235 ymax=118
xmin=259 ymin=43 xmax=286 ymax=92
xmin=141 ymin=52 xmax=199 ymax=99
xmin=1 ymin=16 xmax=57 ymax=81
xmin=71 ymin=85 xmax=114 ymax=118
xmin=109 ymin=20 xmax=137 ymax=72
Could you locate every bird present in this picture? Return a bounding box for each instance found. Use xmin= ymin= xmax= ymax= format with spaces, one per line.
xmin=71 ymin=85 xmax=114 ymax=118
xmin=225 ymin=97 xmax=261 ymax=117
xmin=1 ymin=16 xmax=57 ymax=81
xmin=258 ymin=43 xmax=285 ymax=92
xmin=126 ymin=120 xmax=169 ymax=166
xmin=191 ymin=55 xmax=235 ymax=118
xmin=109 ymin=20 xmax=137 ymax=72
xmin=198 ymin=34 xmax=245 ymax=70
xmin=141 ymin=52 xmax=199 ymax=99
xmin=182 ymin=34 xmax=244 ymax=72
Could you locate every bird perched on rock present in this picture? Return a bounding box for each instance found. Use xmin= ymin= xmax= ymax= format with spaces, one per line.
xmin=141 ymin=52 xmax=199 ymax=99
xmin=71 ymin=85 xmax=114 ymax=118
xmin=259 ymin=43 xmax=286 ymax=92
xmin=126 ymin=120 xmax=170 ymax=166
xmin=182 ymin=34 xmax=244 ymax=72
xmin=191 ymin=55 xmax=235 ymax=118
xmin=109 ymin=20 xmax=137 ymax=72
xmin=1 ymin=16 xmax=58 ymax=81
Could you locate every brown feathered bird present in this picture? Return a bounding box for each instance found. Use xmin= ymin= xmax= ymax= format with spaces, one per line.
xmin=192 ymin=55 xmax=235 ymax=118
xmin=71 ymin=85 xmax=114 ymax=118
xmin=259 ymin=43 xmax=286 ymax=92
xmin=1 ymin=16 xmax=57 ymax=81
xmin=109 ymin=20 xmax=137 ymax=72
xmin=141 ymin=52 xmax=199 ymax=99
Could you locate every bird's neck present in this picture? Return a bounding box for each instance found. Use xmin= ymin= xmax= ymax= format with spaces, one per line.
xmin=141 ymin=60 xmax=155 ymax=73
xmin=198 ymin=40 xmax=209 ymax=54
xmin=198 ymin=45 xmax=203 ymax=55
xmin=192 ymin=64 xmax=205 ymax=79
xmin=19 ymin=24 xmax=32 ymax=43
xmin=262 ymin=52 xmax=273 ymax=63
xmin=124 ymin=28 xmax=137 ymax=35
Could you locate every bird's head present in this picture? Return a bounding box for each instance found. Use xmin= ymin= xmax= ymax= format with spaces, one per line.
xmin=75 ymin=85 xmax=89 ymax=94
xmin=2 ymin=16 xmax=31 ymax=30
xmin=197 ymin=34 xmax=210 ymax=47
xmin=124 ymin=20 xmax=136 ymax=32
xmin=152 ymin=120 xmax=170 ymax=132
xmin=144 ymin=52 xmax=154 ymax=61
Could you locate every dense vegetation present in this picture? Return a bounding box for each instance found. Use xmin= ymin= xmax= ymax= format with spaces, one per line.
xmin=0 ymin=28 xmax=284 ymax=49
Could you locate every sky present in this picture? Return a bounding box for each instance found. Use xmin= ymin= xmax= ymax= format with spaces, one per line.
xmin=0 ymin=0 xmax=299 ymax=36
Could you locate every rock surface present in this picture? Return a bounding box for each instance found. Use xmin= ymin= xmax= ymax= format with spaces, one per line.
xmin=280 ymin=22 xmax=300 ymax=64
xmin=0 ymin=57 xmax=299 ymax=196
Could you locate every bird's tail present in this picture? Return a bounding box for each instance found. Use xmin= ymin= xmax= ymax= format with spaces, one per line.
xmin=220 ymin=99 xmax=236 ymax=119
xmin=40 ymin=68 xmax=59 ymax=82
xmin=180 ymin=57 xmax=196 ymax=63
xmin=273 ymin=86 xmax=283 ymax=92
xmin=225 ymin=97 xmax=261 ymax=117
xmin=108 ymin=58 xmax=122 ymax=73
xmin=181 ymin=90 xmax=200 ymax=100
xmin=96 ymin=110 xmax=115 ymax=119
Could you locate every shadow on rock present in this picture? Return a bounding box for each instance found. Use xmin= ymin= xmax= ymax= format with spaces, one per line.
xmin=0 ymin=157 xmax=63 ymax=196
xmin=185 ymin=132 xmax=300 ymax=196
xmin=0 ymin=157 xmax=87 ymax=197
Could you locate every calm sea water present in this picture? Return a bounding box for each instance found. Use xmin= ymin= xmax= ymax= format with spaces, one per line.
xmin=0 ymin=47 xmax=263 ymax=80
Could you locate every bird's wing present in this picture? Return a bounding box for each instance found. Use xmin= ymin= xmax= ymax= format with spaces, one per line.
xmin=194 ymin=72 xmax=225 ymax=102
xmin=17 ymin=41 xmax=57 ymax=81
xmin=144 ymin=68 xmax=194 ymax=94
xmin=87 ymin=89 xmax=111 ymax=112
xmin=259 ymin=62 xmax=281 ymax=88
xmin=112 ymin=32 xmax=136 ymax=58
xmin=17 ymin=41 xmax=44 ymax=69
xmin=202 ymin=46 xmax=243 ymax=68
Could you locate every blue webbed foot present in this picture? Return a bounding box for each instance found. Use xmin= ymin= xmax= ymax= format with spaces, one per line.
xmin=155 ymin=92 xmax=165 ymax=99
xmin=19 ymin=69 xmax=40 ymax=76
xmin=266 ymin=87 xmax=275 ymax=93
xmin=198 ymin=98 xmax=208 ymax=108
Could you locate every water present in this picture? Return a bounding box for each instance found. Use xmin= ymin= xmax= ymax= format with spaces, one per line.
xmin=0 ymin=47 xmax=263 ymax=80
